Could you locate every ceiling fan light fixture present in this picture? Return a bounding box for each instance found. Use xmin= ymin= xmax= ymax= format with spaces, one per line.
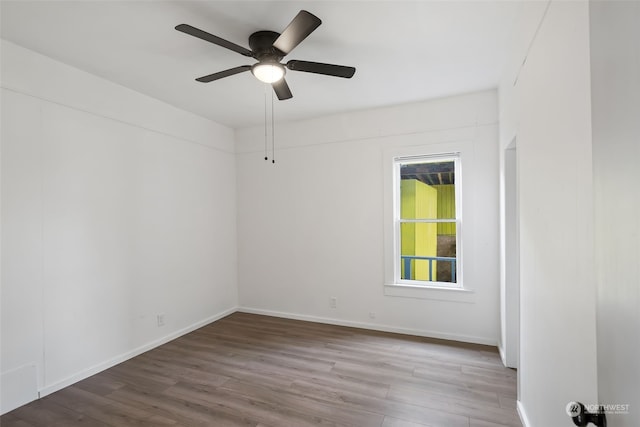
xmin=252 ymin=62 xmax=285 ymax=83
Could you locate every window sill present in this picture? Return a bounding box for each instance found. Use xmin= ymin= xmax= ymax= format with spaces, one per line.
xmin=384 ymin=283 xmax=476 ymax=303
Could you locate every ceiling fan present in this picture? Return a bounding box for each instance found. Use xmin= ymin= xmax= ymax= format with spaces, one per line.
xmin=175 ymin=10 xmax=356 ymax=100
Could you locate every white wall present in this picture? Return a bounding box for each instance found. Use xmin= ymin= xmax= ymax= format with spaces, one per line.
xmin=235 ymin=90 xmax=500 ymax=345
xmin=1 ymin=40 xmax=238 ymax=413
xmin=498 ymin=0 xmax=549 ymax=371
xmin=590 ymin=1 xmax=640 ymax=425
xmin=498 ymin=1 xmax=598 ymax=426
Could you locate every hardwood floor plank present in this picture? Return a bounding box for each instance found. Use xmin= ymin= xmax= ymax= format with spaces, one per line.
xmin=470 ymin=419 xmax=517 ymax=427
xmin=72 ymin=373 xmax=126 ymax=396
xmin=498 ymin=395 xmax=517 ymax=410
xmin=291 ymin=372 xmax=391 ymax=400
xmin=123 ymin=355 xmax=231 ymax=388
xmin=222 ymin=378 xmax=385 ymax=426
xmin=0 ymin=413 xmax=36 ymax=427
xmin=461 ymin=365 xmax=517 ymax=380
xmin=387 ymin=384 xmax=521 ymax=427
xmin=412 ymin=367 xmax=517 ymax=396
xmin=1 ymin=313 xmax=521 ymax=427
xmin=381 ymin=417 xmax=431 ymax=427
xmin=163 ymin=381 xmax=342 ymax=427
xmin=333 ymin=360 xmax=501 ymax=406
xmin=42 ymin=385 xmax=177 ymax=426
xmin=49 ymin=418 xmax=110 ymax=427
xmin=41 ymin=385 xmax=118 ymax=414
xmin=78 ymin=402 xmax=176 ymax=427
xmin=288 ymin=378 xmax=469 ymax=427
xmin=106 ymin=385 xmax=257 ymax=427
xmin=6 ymin=398 xmax=107 ymax=426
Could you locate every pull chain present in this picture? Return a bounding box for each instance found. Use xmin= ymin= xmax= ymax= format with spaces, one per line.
xmin=263 ymin=84 xmax=276 ymax=164
xmin=271 ymin=88 xmax=275 ymax=164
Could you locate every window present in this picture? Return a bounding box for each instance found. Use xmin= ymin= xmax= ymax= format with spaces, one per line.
xmin=393 ymin=154 xmax=461 ymax=287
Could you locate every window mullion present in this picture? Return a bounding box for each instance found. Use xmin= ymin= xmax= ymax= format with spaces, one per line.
xmin=399 ymin=219 xmax=457 ymax=224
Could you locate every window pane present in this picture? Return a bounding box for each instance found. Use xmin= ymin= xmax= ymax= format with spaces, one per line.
xmin=399 ymin=222 xmax=457 ymax=283
xmin=400 ymin=161 xmax=455 ymax=220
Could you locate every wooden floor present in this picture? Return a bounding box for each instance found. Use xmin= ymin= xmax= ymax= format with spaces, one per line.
xmin=1 ymin=313 xmax=521 ymax=427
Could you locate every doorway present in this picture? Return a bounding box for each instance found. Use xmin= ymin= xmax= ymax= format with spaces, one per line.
xmin=504 ymin=140 xmax=520 ymax=379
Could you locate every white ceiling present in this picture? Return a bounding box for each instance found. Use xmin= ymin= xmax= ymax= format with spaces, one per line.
xmin=1 ymin=1 xmax=519 ymax=129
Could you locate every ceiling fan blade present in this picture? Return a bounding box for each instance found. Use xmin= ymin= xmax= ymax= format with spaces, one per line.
xmin=196 ymin=65 xmax=251 ymax=82
xmin=272 ymin=10 xmax=321 ymax=55
xmin=286 ymin=60 xmax=356 ymax=78
xmin=272 ymin=78 xmax=293 ymax=100
xmin=176 ymin=24 xmax=253 ymax=57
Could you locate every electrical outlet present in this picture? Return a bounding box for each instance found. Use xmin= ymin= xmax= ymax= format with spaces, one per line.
xmin=330 ymin=297 xmax=337 ymax=309
xmin=157 ymin=313 xmax=165 ymax=327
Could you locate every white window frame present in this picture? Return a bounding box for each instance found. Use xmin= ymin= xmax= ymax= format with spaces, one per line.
xmin=383 ymin=141 xmax=475 ymax=302
xmin=393 ymin=154 xmax=462 ymax=288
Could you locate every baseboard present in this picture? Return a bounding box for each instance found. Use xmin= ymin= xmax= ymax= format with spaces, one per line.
xmin=237 ymin=307 xmax=496 ymax=346
xmin=38 ymin=306 xmax=237 ymax=398
xmin=498 ymin=343 xmax=507 ymax=366
xmin=1 ymin=364 xmax=38 ymax=415
xmin=517 ymin=400 xmax=532 ymax=427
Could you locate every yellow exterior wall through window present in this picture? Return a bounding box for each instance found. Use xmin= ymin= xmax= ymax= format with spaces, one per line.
xmin=433 ymin=184 xmax=456 ymax=236
xmin=400 ymin=179 xmax=438 ymax=280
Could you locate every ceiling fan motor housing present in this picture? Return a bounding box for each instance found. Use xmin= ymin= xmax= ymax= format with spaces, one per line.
xmin=249 ymin=31 xmax=284 ymax=61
